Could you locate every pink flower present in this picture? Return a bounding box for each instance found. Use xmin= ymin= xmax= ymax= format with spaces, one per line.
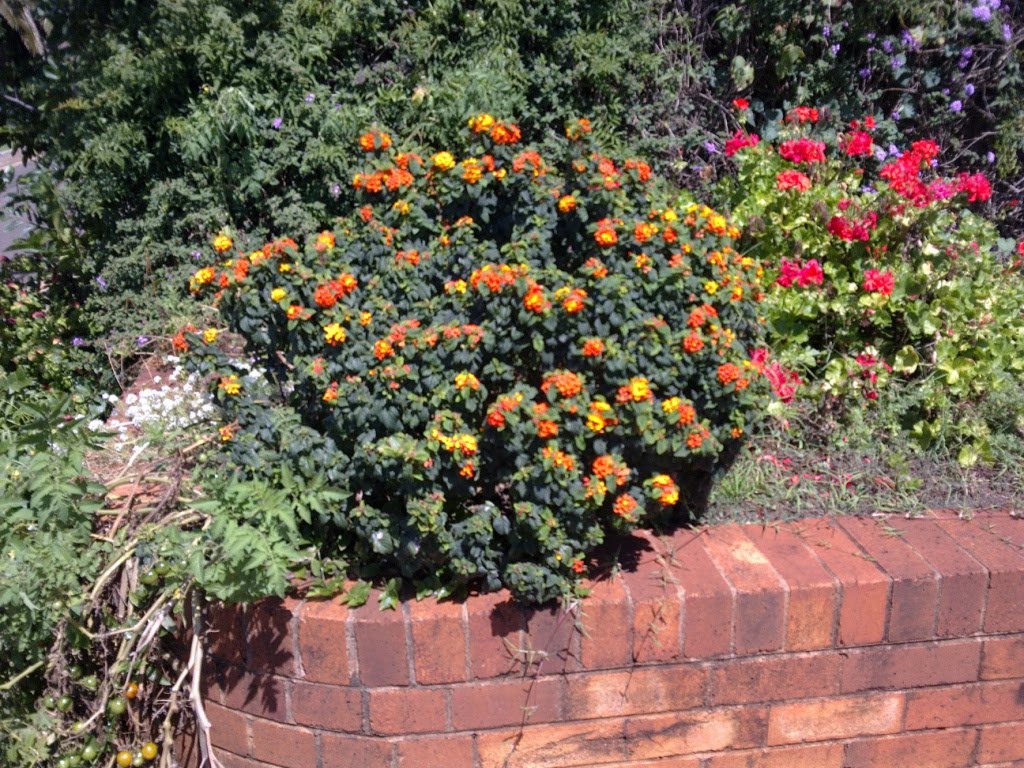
xmin=863 ymin=268 xmax=895 ymax=295
xmin=765 ymin=361 xmax=801 ymax=403
xmin=796 ymin=259 xmax=824 ymax=287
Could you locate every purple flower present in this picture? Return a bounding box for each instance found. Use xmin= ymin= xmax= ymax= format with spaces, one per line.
xmin=972 ymin=5 xmax=993 ymax=21
xmin=866 ymin=32 xmax=876 ymax=42
xmin=72 ymin=337 xmax=85 ymax=347
xmin=891 ymin=109 xmax=900 ymax=121
xmin=136 ymin=336 xmax=149 ymax=347
xmin=822 ymin=25 xmax=831 ymax=37
xmin=961 ymin=47 xmax=974 ymax=59
xmin=859 ymin=67 xmax=872 ymax=79
xmin=830 ymin=43 xmax=841 ymax=56
xmin=191 ymin=250 xmax=202 ymax=260
xmin=882 ymin=39 xmax=893 ymax=53
xmin=888 ymin=143 xmax=902 ymax=157
xmin=900 ymin=30 xmax=918 ymax=49
xmin=329 ymin=183 xmax=342 ymax=198
xmin=862 ymin=185 xmax=876 ymax=195
xmin=950 ymin=100 xmax=963 ymax=113
xmin=304 ymin=93 xmax=315 ymax=103
xmin=1003 ymin=23 xmax=1013 ymax=41
xmin=95 ymin=276 xmax=108 ymax=291
xmin=272 ymin=116 xmax=283 ymax=130
xmin=704 ymin=140 xmax=719 ymax=155
xmin=987 ymin=151 xmax=996 ymax=164
xmin=874 ymin=147 xmax=887 ymax=162
xmin=965 ymin=83 xmax=976 ymax=96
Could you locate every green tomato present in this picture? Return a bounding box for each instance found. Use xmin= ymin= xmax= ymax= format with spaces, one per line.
xmin=107 ymin=696 xmax=127 ymax=716
xmin=80 ymin=675 xmax=99 ymax=691
xmin=81 ymin=743 xmax=100 ymax=762
xmin=57 ymin=758 xmax=71 ymax=768
xmin=68 ymin=665 xmax=83 ymax=681
xmin=43 ymin=695 xmax=57 ymax=710
xmin=71 ymin=721 xmax=88 ymax=734
xmin=68 ymin=754 xmax=82 ymax=767
xmin=139 ymin=570 xmax=159 ymax=586
xmin=56 ymin=696 xmax=74 ymax=713
xmin=132 ymin=753 xmax=145 ymax=767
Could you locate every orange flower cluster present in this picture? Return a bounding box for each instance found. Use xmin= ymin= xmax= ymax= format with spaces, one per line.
xmin=650 ymin=474 xmax=680 ymax=506
xmin=313 ymin=273 xmax=358 ymax=308
xmin=561 ymin=288 xmax=587 ymax=314
xmin=594 ymin=219 xmax=618 ymax=247
xmin=469 ymin=263 xmax=527 ymax=293
xmin=581 ymin=338 xmax=605 ymax=357
xmin=431 ymin=429 xmax=478 ymax=456
xmin=359 ymin=130 xmax=393 ymax=152
xmin=542 ymin=446 xmax=576 ymax=472
xmin=541 ymin=371 xmax=584 ymax=399
xmin=523 ymin=281 xmax=549 ymax=313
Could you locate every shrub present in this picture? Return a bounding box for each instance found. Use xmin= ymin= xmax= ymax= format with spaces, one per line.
xmin=720 ymin=105 xmax=1024 ymax=464
xmin=184 ymin=118 xmax=768 ymax=603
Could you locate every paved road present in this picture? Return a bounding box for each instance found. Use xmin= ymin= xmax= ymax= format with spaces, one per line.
xmin=0 ymin=149 xmax=35 ymax=256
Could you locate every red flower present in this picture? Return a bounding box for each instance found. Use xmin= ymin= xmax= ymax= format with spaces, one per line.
xmin=843 ymin=131 xmax=873 ymax=157
xmin=779 ymin=138 xmax=826 ymax=164
xmin=732 ymin=97 xmax=750 ymax=110
xmin=956 ymin=172 xmax=992 ymax=203
xmin=796 ymin=260 xmax=823 ymax=287
xmin=863 ymin=269 xmax=895 ymax=296
xmin=776 ymin=170 xmax=812 ymax=192
xmin=724 ymin=130 xmax=760 ymax=157
xmin=786 ymin=106 xmax=819 ymax=124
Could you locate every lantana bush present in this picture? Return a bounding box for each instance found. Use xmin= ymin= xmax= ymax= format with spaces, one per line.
xmin=185 ymin=117 xmax=768 ymax=602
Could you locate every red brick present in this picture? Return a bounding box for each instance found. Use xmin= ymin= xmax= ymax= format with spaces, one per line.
xmin=578 ymin=573 xmax=633 ymax=670
xmin=840 ymin=639 xmax=981 ymax=693
xmin=711 ymin=652 xmax=840 ymax=705
xmin=522 ymin=601 xmax=578 ymax=674
xmin=205 ymin=700 xmax=252 ymax=756
xmin=705 ymin=743 xmax=845 ymax=768
xmin=291 ymin=680 xmax=363 ymax=732
xmin=982 ymin=513 xmax=1024 ymax=549
xmin=408 ymin=598 xmax=467 ymax=684
xmin=368 ymin=687 xmax=447 ymax=735
xmin=215 ymin=751 xmax=282 ymax=768
xmin=702 ymin=525 xmax=786 ymax=654
xmin=743 ymin=525 xmax=837 ymax=651
xmin=905 ymin=680 xmax=1024 ymax=729
xmin=669 ymin=529 xmax=734 ymax=659
xmin=981 ymin=635 xmax=1024 ymax=680
xmin=297 ymin=598 xmax=351 ymax=685
xmin=622 ymin=531 xmax=683 ymax=664
xmin=397 ymin=735 xmax=475 ymax=768
xmin=592 ymin=759 xmax=702 ymax=768
xmin=978 ymin=722 xmax=1024 ymax=764
xmin=320 ymin=732 xmax=396 ymax=767
xmin=206 ymin=601 xmax=247 ymax=663
xmin=466 ymin=590 xmax=525 ymax=679
xmin=351 ymin=593 xmax=410 ymax=686
xmin=767 ymin=691 xmax=903 ymax=744
xmin=477 ymin=719 xmax=628 ymax=767
xmin=794 ymin=520 xmax=890 ymax=646
xmin=624 ymin=707 xmax=768 ymax=760
xmin=937 ymin=517 xmax=1024 ymax=633
xmin=246 ymin=598 xmax=300 ymax=676
xmin=216 ymin=669 xmax=289 ymax=723
xmin=249 ymin=716 xmax=316 ymax=767
xmin=565 ymin=665 xmax=705 ymax=720
xmin=838 ymin=518 xmax=939 ymax=641
xmin=844 ymin=728 xmax=977 ymax=768
xmin=451 ymin=675 xmax=562 ymax=729
xmin=899 ymin=519 xmax=987 ymax=637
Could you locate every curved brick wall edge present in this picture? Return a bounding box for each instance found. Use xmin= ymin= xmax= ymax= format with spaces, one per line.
xmin=175 ymin=511 xmax=1024 ymax=768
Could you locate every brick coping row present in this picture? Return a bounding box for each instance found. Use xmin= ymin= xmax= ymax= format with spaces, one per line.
xmin=178 ymin=510 xmax=1024 ymax=767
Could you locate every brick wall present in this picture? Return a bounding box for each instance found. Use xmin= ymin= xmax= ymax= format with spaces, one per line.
xmin=175 ymin=511 xmax=1024 ymax=768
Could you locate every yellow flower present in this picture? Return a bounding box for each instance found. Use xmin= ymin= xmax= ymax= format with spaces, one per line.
xmin=455 ymin=372 xmax=480 ymax=390
xmin=360 ymin=311 xmax=373 ymax=327
xmin=271 ymin=287 xmax=287 ymax=302
xmin=629 ymin=377 xmax=651 ymax=401
xmin=431 ymin=151 xmax=456 ymax=172
xmin=663 ymin=209 xmax=678 ymax=222
xmin=213 ymin=234 xmax=233 ymax=253
xmin=193 ymin=267 xmax=215 ymax=285
xmin=468 ymin=113 xmax=496 ymax=133
xmin=324 ymin=322 xmax=347 ymax=346
xmin=662 ymin=396 xmax=681 ymax=414
xmin=704 ymin=280 xmax=719 ymax=295
xmin=279 ymin=263 xmax=292 ymax=273
xmin=203 ymin=328 xmax=218 ymax=344
xmin=392 ymin=200 xmax=411 ymax=215
xmin=586 ymin=412 xmax=607 ymax=432
xmin=219 ymin=375 xmax=241 ymax=396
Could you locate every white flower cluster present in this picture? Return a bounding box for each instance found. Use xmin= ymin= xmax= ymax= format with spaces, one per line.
xmin=90 ymin=358 xmax=215 ymax=448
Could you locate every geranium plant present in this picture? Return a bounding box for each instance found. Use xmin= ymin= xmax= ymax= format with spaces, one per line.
xmin=721 ymin=106 xmax=1024 ymax=463
xmin=184 ymin=117 xmax=768 ymax=602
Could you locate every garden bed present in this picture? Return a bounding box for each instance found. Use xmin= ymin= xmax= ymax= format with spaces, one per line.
xmin=176 ymin=510 xmax=1024 ymax=768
